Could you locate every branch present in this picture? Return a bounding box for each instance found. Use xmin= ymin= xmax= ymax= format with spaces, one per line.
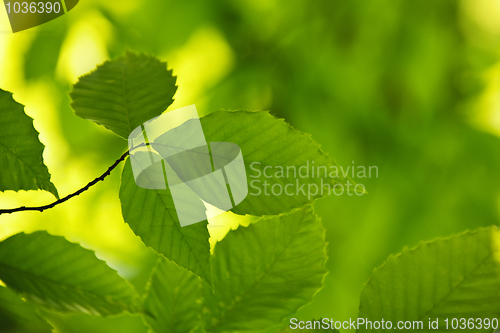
xmin=0 ymin=150 xmax=130 ymax=215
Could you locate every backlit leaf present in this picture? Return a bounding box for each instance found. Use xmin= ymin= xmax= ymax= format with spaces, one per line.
xmin=0 ymin=231 xmax=141 ymax=316
xmin=143 ymin=257 xmax=202 ymax=333
xmin=203 ymin=205 xmax=327 ymax=332
xmin=0 ymin=89 xmax=58 ymax=198
xmin=358 ymin=227 xmax=500 ymax=332
xmin=70 ymin=51 xmax=177 ymax=139
xmin=119 ymin=158 xmax=212 ymax=285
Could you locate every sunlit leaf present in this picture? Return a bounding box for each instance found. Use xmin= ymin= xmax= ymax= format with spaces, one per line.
xmin=0 ymin=231 xmax=141 ymax=316
xmin=70 ymin=51 xmax=177 ymax=139
xmin=126 ymin=110 xmax=355 ymax=226
xmin=119 ymin=109 xmax=351 ymax=284
xmin=358 ymin=227 xmax=500 ymax=332
xmin=203 ymin=205 xmax=327 ymax=332
xmin=0 ymin=89 xmax=58 ymax=198
xmin=200 ymin=110 xmax=356 ymax=216
xmin=143 ymin=257 xmax=202 ymax=333
xmin=119 ymin=158 xmax=212 ymax=284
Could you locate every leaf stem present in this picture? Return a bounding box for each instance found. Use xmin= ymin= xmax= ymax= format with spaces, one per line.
xmin=0 ymin=150 xmax=130 ymax=215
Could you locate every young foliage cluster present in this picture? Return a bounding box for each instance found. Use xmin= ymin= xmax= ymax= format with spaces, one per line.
xmin=0 ymin=51 xmax=499 ymax=332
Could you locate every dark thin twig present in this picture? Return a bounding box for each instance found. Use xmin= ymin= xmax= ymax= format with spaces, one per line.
xmin=0 ymin=150 xmax=130 ymax=215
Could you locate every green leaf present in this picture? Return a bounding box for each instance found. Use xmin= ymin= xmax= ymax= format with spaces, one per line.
xmin=0 ymin=89 xmax=58 ymax=198
xmin=143 ymin=257 xmax=202 ymax=333
xmin=119 ymin=158 xmax=212 ymax=285
xmin=203 ymin=205 xmax=327 ymax=333
xmin=0 ymin=286 xmax=52 ymax=333
xmin=119 ymin=110 xmax=346 ymax=288
xmin=70 ymin=51 xmax=177 ymax=139
xmin=200 ymin=110 xmax=355 ymax=216
xmin=0 ymin=231 xmax=141 ymax=316
xmin=358 ymin=227 xmax=500 ymax=332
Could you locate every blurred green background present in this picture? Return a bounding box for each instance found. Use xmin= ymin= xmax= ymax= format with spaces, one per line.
xmin=1 ymin=0 xmax=500 ymax=331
